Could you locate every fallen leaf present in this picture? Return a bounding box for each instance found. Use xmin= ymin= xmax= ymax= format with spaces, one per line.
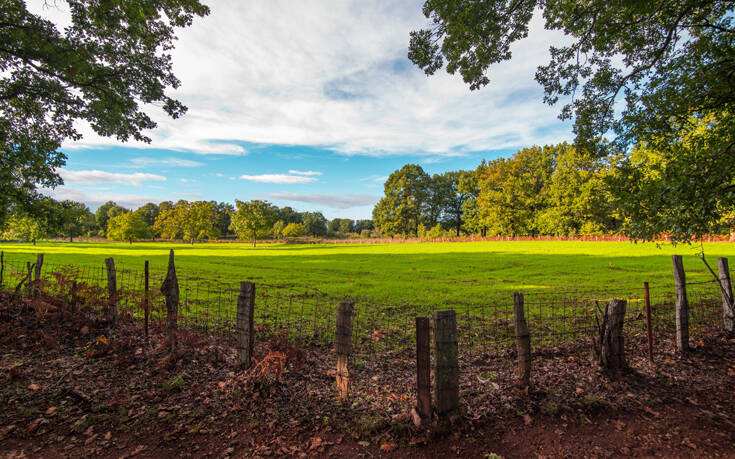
xmin=45 ymin=407 xmax=57 ymax=416
xmin=104 ymin=431 xmax=112 ymax=441
xmin=380 ymin=442 xmax=398 ymax=452
xmin=27 ymin=383 xmax=40 ymax=391
xmin=357 ymin=441 xmax=370 ymax=447
xmin=409 ymin=437 xmax=427 ymax=446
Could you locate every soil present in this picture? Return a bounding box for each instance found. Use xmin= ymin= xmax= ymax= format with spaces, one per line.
xmin=1 ymin=291 xmax=734 ymax=458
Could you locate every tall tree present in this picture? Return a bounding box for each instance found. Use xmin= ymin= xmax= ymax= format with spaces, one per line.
xmin=134 ymin=203 xmax=160 ymax=228
xmin=107 ymin=212 xmax=151 ymax=244
xmin=0 ymin=0 xmax=209 ymax=226
xmin=409 ymin=0 xmax=735 ymax=240
xmin=56 ymin=200 xmax=95 ymax=242
xmin=302 ymin=212 xmax=328 ymax=237
xmin=229 ymin=200 xmax=276 ymax=247
xmin=373 ymin=164 xmax=431 ymax=236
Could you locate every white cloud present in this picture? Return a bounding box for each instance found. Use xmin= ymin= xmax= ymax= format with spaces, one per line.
xmin=129 ymin=157 xmax=204 ymax=168
xmin=179 ymin=178 xmax=196 ymax=183
xmin=43 ymin=187 xmax=163 ymax=211
xmin=55 ymin=1 xmax=572 ymax=157
xmin=239 ymin=174 xmax=317 ymax=184
xmin=58 ymin=169 xmax=166 ymax=186
xmin=174 ymin=192 xmax=204 ymax=199
xmin=288 ymin=170 xmax=323 ymax=176
xmin=262 ymin=192 xmax=379 ymax=209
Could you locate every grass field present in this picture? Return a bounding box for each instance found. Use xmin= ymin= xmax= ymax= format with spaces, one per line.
xmin=1 ymin=240 xmax=733 ymax=306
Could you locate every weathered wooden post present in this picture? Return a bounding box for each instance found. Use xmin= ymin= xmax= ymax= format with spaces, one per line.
xmin=718 ymin=257 xmax=734 ymax=333
xmin=34 ymin=253 xmax=43 ymax=283
xmin=160 ymin=250 xmax=179 ymax=354
xmin=600 ymin=299 xmax=627 ymax=370
xmin=412 ymin=317 xmax=431 ymax=427
xmin=105 ymin=257 xmax=117 ymax=327
xmin=237 ymin=281 xmax=255 ymax=369
xmin=433 ymin=310 xmax=459 ymax=416
xmin=672 ymin=255 xmax=689 ymax=352
xmin=513 ymin=292 xmax=531 ymax=388
xmin=1 ymin=251 xmax=5 ymax=288
xmin=335 ymin=300 xmax=354 ymax=402
xmin=644 ymin=282 xmax=654 ymax=365
xmin=144 ymin=260 xmax=150 ymax=338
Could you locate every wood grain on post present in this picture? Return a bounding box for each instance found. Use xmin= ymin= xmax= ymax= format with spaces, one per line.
xmin=513 ymin=292 xmax=531 ymax=388
xmin=718 ymin=258 xmax=734 ymax=333
xmin=105 ymin=257 xmax=117 ymax=327
xmin=34 ymin=253 xmax=43 ymax=282
xmin=335 ymin=300 xmax=354 ymax=402
xmin=26 ymin=262 xmax=32 ymax=295
xmin=160 ymin=250 xmax=179 ymax=353
xmin=413 ymin=317 xmax=431 ymax=426
xmin=433 ymin=310 xmax=459 ymax=416
xmin=144 ymin=260 xmax=150 ymax=338
xmin=672 ymin=255 xmax=689 ymax=352
xmin=1 ymin=251 xmax=4 ymax=288
xmin=600 ymin=299 xmax=627 ymax=370
xmin=237 ymin=281 xmax=255 ymax=369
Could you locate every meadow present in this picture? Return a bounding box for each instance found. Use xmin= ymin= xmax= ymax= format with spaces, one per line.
xmin=1 ymin=239 xmax=733 ymax=306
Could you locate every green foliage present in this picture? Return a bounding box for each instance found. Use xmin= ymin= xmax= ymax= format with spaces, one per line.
xmin=282 ymin=222 xmax=306 ymax=238
xmin=1 ymin=213 xmax=47 ymax=244
xmin=0 ymin=0 xmax=209 ymax=224
xmin=373 ymin=164 xmax=431 ymax=236
xmin=133 ymin=203 xmax=160 ymax=228
xmin=272 ymin=220 xmax=286 ymax=239
xmin=611 ymin=114 xmax=735 ymax=242
xmin=229 ymin=200 xmax=277 ymax=246
xmin=153 ymin=200 xmax=219 ymax=243
xmin=54 ymin=200 xmax=96 ymax=242
xmin=302 ymin=212 xmax=327 ymax=237
xmin=106 ymin=212 xmax=151 ymax=243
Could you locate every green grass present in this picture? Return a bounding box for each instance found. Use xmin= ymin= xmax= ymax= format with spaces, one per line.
xmin=1 ymin=239 xmax=732 ymax=306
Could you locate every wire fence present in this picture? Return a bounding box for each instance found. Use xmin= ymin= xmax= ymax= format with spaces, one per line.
xmin=0 ymin=253 xmax=728 ymax=360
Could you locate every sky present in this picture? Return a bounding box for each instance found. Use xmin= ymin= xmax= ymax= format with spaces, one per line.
xmin=35 ymin=0 xmax=574 ymax=220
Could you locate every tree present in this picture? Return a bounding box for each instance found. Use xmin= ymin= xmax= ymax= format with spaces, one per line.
xmin=338 ymin=219 xmax=354 ymax=234
xmin=276 ymin=206 xmax=303 ymax=224
xmin=302 ymin=212 xmax=328 ymax=238
xmin=134 ymin=203 xmax=160 ymax=228
xmin=229 ymin=200 xmax=276 ymax=247
xmin=212 ymin=202 xmax=234 ymax=237
xmin=272 ymin=220 xmax=286 ymax=240
xmin=610 ymin=114 xmax=735 ymax=242
xmin=56 ymin=200 xmax=95 ymax=242
xmin=282 ymin=222 xmax=306 ymax=238
xmin=152 ymin=200 xmax=218 ymax=243
xmin=107 ymin=212 xmax=150 ymax=244
xmin=2 ymin=213 xmax=47 ymax=244
xmin=409 ymin=0 xmax=735 ymax=239
xmin=0 ymin=0 xmax=209 ymax=226
xmin=372 ymin=164 xmax=430 ymax=236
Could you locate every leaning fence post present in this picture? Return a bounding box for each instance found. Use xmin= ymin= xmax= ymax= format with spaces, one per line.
xmin=433 ymin=310 xmax=459 ymax=416
xmin=672 ymin=255 xmax=689 ymax=352
xmin=335 ymin=300 xmax=354 ymax=402
xmin=1 ymin=251 xmax=5 ymax=288
xmin=160 ymin=250 xmax=179 ymax=354
xmin=144 ymin=260 xmax=150 ymax=339
xmin=513 ymin=292 xmax=531 ymax=389
xmin=412 ymin=317 xmax=431 ymax=427
xmin=26 ymin=262 xmax=32 ymax=295
xmin=237 ymin=281 xmax=255 ymax=369
xmin=600 ymin=299 xmax=627 ymax=370
xmin=718 ymin=257 xmax=734 ymax=333
xmin=105 ymin=257 xmax=117 ymax=327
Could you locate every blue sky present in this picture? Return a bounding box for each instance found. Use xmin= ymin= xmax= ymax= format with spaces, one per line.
xmin=37 ymin=0 xmax=574 ymax=219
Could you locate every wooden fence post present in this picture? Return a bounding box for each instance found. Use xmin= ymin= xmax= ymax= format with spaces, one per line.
xmin=335 ymin=300 xmax=354 ymax=402
xmin=600 ymin=299 xmax=627 ymax=370
xmin=672 ymin=255 xmax=689 ymax=352
xmin=34 ymin=253 xmax=43 ymax=282
xmin=513 ymin=292 xmax=531 ymax=389
xmin=718 ymin=257 xmax=734 ymax=333
xmin=433 ymin=310 xmax=459 ymax=416
xmin=144 ymin=260 xmax=150 ymax=339
xmin=105 ymin=257 xmax=117 ymax=328
xmin=1 ymin=251 xmax=5 ymax=288
xmin=237 ymin=281 xmax=255 ymax=369
xmin=160 ymin=250 xmax=179 ymax=354
xmin=644 ymin=282 xmax=654 ymax=365
xmin=412 ymin=317 xmax=431 ymax=427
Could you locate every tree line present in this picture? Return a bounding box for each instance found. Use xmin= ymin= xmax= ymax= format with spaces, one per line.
xmin=0 ymin=198 xmax=376 ymax=245
xmin=373 ymin=140 xmax=735 ymax=241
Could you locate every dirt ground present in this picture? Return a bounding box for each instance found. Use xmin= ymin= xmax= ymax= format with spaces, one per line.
xmin=1 ymin=292 xmax=735 ymax=458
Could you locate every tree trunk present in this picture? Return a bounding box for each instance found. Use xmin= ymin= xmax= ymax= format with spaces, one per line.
xmin=69 ymin=236 xmax=73 ymax=243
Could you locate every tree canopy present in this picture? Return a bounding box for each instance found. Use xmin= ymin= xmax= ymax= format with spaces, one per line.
xmin=409 ymin=0 xmax=735 ymax=241
xmin=229 ymin=200 xmax=276 ymax=247
xmin=0 ymin=0 xmax=209 ymax=225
